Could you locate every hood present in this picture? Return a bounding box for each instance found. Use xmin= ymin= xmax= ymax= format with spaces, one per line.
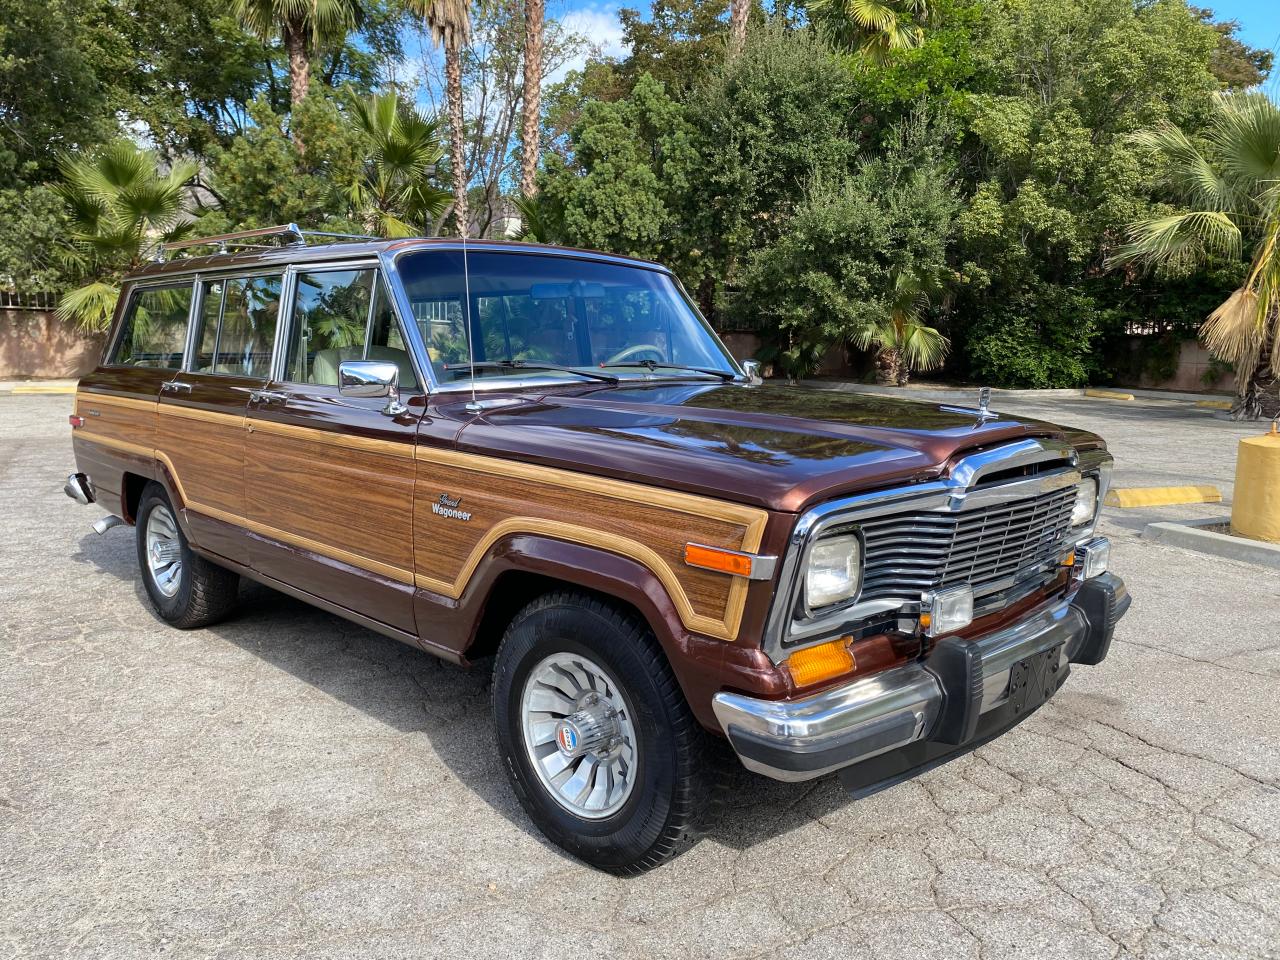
xmin=441 ymin=382 xmax=1096 ymax=513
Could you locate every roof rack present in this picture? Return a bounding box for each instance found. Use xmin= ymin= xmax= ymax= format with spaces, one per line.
xmin=157 ymin=223 xmax=381 ymax=260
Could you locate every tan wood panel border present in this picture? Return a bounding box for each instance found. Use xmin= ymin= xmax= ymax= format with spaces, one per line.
xmin=76 ymin=393 xmax=159 ymax=413
xmin=413 ymin=515 xmax=752 ymax=640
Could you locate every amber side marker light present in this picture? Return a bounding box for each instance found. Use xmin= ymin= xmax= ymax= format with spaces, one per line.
xmin=786 ymin=637 xmax=856 ymax=688
xmin=683 ymin=543 xmax=754 ymax=578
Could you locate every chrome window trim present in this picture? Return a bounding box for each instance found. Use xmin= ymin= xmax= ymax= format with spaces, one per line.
xmin=762 ymin=438 xmax=1111 ymax=663
xmin=180 ymin=270 xmax=288 ymax=381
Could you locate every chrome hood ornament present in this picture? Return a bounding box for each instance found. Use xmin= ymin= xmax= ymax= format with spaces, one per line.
xmin=941 ymin=386 xmax=999 ymax=426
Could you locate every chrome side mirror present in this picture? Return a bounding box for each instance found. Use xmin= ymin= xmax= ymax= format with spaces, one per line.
xmin=339 ymin=360 xmax=407 ymax=417
xmin=742 ymin=359 xmax=763 ymax=385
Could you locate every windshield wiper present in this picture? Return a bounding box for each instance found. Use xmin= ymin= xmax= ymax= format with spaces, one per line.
xmin=442 ymin=359 xmax=619 ymax=384
xmin=602 ymin=360 xmax=738 ymax=382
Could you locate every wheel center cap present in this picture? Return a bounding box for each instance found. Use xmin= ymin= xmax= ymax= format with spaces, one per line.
xmin=554 ymin=697 xmax=620 ymax=759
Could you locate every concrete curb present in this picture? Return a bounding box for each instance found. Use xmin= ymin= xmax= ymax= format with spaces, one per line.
xmin=1143 ymin=517 xmax=1280 ymax=570
xmin=1 ymin=380 xmax=79 ymax=395
xmin=1085 ymin=389 xmax=1135 ymax=401
xmin=1106 ymin=485 xmax=1223 ymax=508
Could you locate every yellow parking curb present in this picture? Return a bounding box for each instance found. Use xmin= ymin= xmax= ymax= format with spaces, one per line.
xmin=9 ymin=385 xmax=77 ymax=395
xmin=1105 ymin=485 xmax=1223 ymax=508
xmin=1084 ymin=389 xmax=1135 ymax=401
xmin=1194 ymin=399 xmax=1233 ymax=410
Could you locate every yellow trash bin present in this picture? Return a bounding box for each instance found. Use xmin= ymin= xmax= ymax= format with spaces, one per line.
xmin=1231 ymin=424 xmax=1280 ymax=544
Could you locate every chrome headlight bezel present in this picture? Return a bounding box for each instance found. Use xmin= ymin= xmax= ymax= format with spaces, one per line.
xmin=1071 ymin=462 xmax=1111 ymax=541
xmin=801 ymin=530 xmax=864 ymax=615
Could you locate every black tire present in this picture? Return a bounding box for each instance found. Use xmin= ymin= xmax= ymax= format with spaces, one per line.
xmin=135 ymin=483 xmax=239 ymax=629
xmin=492 ymin=591 xmax=719 ymax=874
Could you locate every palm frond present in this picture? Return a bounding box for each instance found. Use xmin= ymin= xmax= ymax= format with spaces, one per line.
xmin=56 ymin=281 xmax=121 ymax=333
xmin=1113 ymin=211 xmax=1242 ymax=269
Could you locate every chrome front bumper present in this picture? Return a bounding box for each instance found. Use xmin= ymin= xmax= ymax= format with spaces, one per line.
xmin=713 ymin=572 xmax=1130 ymax=786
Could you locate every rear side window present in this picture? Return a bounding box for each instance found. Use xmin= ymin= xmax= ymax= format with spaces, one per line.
xmin=110 ymin=283 xmax=193 ymax=369
xmin=192 ymin=274 xmax=282 ymax=378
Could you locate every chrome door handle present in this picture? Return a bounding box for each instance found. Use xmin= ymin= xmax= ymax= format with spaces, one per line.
xmin=249 ymin=390 xmax=290 ymax=404
xmin=161 ymin=381 xmax=192 ymax=394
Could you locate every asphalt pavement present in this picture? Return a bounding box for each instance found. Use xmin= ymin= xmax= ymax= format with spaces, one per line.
xmin=2 ymin=391 xmax=1278 ymax=959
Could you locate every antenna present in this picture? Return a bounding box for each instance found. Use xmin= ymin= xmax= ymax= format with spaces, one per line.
xmin=460 ymin=214 xmax=481 ymax=415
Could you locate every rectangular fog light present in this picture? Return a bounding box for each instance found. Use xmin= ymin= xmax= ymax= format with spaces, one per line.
xmin=1074 ymin=538 xmax=1110 ymax=580
xmin=921 ymin=584 xmax=974 ymax=638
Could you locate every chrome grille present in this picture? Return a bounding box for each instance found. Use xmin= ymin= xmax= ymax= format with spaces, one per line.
xmin=853 ymin=485 xmax=1077 ymax=603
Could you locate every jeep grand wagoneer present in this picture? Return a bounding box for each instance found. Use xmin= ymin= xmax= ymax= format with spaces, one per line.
xmin=65 ymin=225 xmax=1130 ymax=873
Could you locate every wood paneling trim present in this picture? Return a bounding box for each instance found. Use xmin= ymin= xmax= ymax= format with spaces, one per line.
xmin=155 ymin=449 xmax=416 ymax=585
xmin=415 ymin=446 xmax=769 ymax=550
xmin=76 ymin=393 xmax=159 ymax=413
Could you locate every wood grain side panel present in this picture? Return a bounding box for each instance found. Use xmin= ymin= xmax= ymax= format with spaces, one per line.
xmin=156 ymin=410 xmax=245 ymax=516
xmin=74 ymin=394 xmax=157 ymax=454
xmin=412 ymin=456 xmax=768 ymax=640
xmin=244 ymin=430 xmax=416 ymax=577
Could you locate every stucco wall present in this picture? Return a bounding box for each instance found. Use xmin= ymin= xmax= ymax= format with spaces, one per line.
xmin=0 ymin=309 xmax=104 ymax=379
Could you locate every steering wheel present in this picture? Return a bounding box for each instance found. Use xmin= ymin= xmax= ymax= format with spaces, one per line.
xmin=605 ymin=343 xmax=667 ymax=365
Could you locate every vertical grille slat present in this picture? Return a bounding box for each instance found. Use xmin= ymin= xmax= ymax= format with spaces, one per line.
xmin=855 ymin=486 xmax=1077 ymax=603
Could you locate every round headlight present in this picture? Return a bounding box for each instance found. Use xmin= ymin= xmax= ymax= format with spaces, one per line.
xmin=806 ymin=533 xmax=862 ymax=609
xmin=1071 ymin=477 xmax=1099 ymax=527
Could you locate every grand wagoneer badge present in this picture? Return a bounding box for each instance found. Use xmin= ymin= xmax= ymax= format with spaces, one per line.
xmin=432 ymin=493 xmax=472 ymax=522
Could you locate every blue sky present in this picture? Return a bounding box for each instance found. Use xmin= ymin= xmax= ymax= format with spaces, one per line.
xmin=1205 ymin=0 xmax=1279 ymax=53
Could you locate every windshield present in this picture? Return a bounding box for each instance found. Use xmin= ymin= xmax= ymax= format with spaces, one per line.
xmin=394 ymin=250 xmax=739 ymax=385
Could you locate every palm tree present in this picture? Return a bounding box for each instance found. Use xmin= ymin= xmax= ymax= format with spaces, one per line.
xmin=232 ymin=0 xmax=364 ymax=107
xmin=346 ymin=90 xmax=452 ymax=237
xmin=520 ymin=0 xmax=545 ymax=198
xmin=728 ymin=0 xmax=749 ymax=60
xmin=853 ymin=265 xmax=949 ymax=385
xmin=407 ymin=0 xmax=472 ymax=235
xmin=807 ymin=0 xmax=929 ymax=62
xmin=54 ymin=142 xmax=197 ymax=331
xmin=1114 ymin=92 xmax=1280 ymax=420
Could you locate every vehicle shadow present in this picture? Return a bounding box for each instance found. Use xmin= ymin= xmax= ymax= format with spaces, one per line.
xmin=71 ymin=529 xmax=866 ymax=863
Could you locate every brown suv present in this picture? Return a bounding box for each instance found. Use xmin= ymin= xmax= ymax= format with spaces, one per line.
xmin=65 ymin=225 xmax=1130 ymax=873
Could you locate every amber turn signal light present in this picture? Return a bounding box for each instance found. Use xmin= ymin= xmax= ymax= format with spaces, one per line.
xmin=684 ymin=543 xmax=754 ymax=578
xmin=786 ymin=637 xmax=856 ymax=688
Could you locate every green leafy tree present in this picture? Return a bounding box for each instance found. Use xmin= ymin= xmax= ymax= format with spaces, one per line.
xmin=954 ymin=0 xmax=1226 ymax=388
xmin=53 ymin=141 xmax=197 ymax=331
xmin=1114 ymin=92 xmax=1280 ymax=419
xmin=345 ymin=90 xmax=451 ymax=236
xmin=201 ymin=92 xmax=366 ymax=232
xmin=537 ymin=73 xmax=703 ymax=277
xmin=738 ymin=115 xmax=959 ymax=379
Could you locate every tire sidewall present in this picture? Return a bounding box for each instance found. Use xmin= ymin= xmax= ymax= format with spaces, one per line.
xmin=493 ymin=600 xmax=683 ymax=868
xmin=136 ymin=486 xmax=196 ymax=622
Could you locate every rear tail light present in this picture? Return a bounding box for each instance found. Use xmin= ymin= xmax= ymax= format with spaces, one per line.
xmin=68 ymin=415 xmax=85 ymax=428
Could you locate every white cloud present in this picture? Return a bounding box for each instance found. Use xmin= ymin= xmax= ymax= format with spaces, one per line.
xmin=551 ymin=3 xmax=629 ymax=83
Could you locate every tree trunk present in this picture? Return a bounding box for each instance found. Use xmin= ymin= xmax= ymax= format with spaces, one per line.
xmin=875 ymin=348 xmax=900 ymax=386
xmin=728 ymin=0 xmax=748 ymax=60
xmin=445 ymin=39 xmax=469 ymax=236
xmin=520 ymin=0 xmax=544 ymax=199
xmin=283 ymin=20 xmax=310 ymax=108
xmin=1233 ymin=344 xmax=1280 ymax=421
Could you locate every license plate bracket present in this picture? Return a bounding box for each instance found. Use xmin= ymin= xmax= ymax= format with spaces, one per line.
xmin=1008 ymin=642 xmax=1065 ymax=715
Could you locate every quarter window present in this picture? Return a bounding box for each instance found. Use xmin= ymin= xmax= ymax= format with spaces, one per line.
xmin=284 ymin=269 xmax=418 ymax=390
xmin=110 ymin=283 xmax=193 ymax=369
xmin=192 ymin=275 xmax=282 ymax=378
